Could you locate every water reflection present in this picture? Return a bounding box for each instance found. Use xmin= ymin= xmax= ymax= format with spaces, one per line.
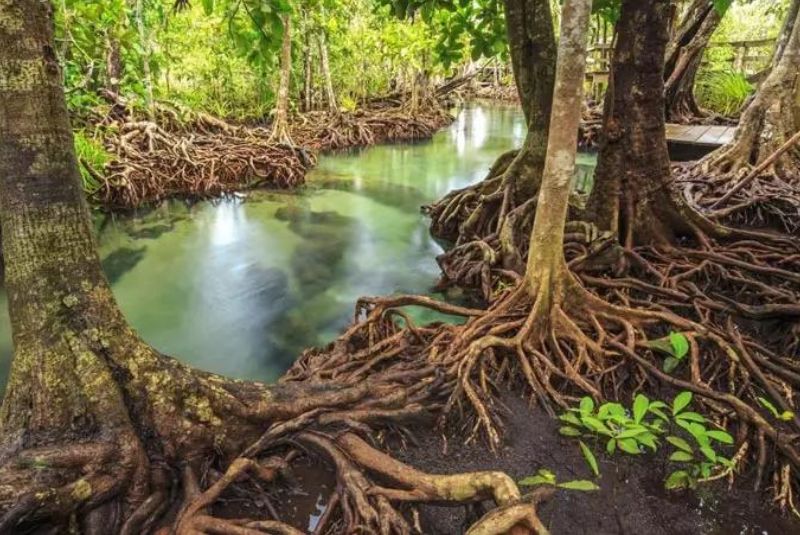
xmin=0 ymin=104 xmax=561 ymax=389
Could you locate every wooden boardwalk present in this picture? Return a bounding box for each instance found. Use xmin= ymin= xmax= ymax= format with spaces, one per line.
xmin=666 ymin=124 xmax=736 ymax=148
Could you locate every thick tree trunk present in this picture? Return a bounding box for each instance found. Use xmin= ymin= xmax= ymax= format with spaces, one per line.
xmin=0 ymin=4 xmax=538 ymax=533
xmin=703 ymin=3 xmax=800 ymax=179
xmin=318 ymin=29 xmax=338 ymax=114
xmin=664 ymin=0 xmax=724 ymax=123
xmin=270 ymin=14 xmax=293 ymax=144
xmin=773 ymin=0 xmax=800 ymax=67
xmin=502 ymin=0 xmax=557 ymax=203
xmin=586 ymin=0 xmax=696 ymax=247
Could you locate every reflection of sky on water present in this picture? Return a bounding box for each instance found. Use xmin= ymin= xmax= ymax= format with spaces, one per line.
xmin=0 ymin=104 xmax=539 ymax=389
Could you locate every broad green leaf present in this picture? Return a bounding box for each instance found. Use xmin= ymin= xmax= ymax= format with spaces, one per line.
xmin=665 ymin=470 xmax=691 ymax=490
xmin=706 ymin=430 xmax=734 ymax=444
xmin=780 ymin=411 xmax=795 ymax=422
xmin=700 ymin=445 xmax=717 ymax=462
xmin=669 ymin=332 xmax=690 ymax=360
xmin=675 ymin=411 xmax=705 ymax=423
xmin=519 ymin=475 xmax=551 ymax=486
xmin=617 ymin=438 xmax=640 ymax=455
xmin=616 ymin=427 xmax=648 ymax=439
xmin=202 ymin=0 xmax=214 ymax=15
xmin=558 ymin=480 xmax=600 ymax=491
xmin=648 ymin=406 xmax=670 ymax=422
xmin=560 ymin=412 xmax=582 ymax=426
xmin=672 ymin=392 xmax=692 ymax=415
xmin=581 ymin=416 xmax=612 ymax=436
xmin=559 ymin=426 xmax=582 ymax=437
xmin=633 ymin=394 xmax=649 ymax=424
xmin=579 ymin=441 xmax=600 ymax=477
xmin=636 ymin=432 xmax=658 ymax=452
xmin=663 ymin=357 xmax=681 ymax=374
xmin=580 ymin=397 xmax=595 ymax=415
xmin=669 ymin=451 xmax=694 ymax=462
xmin=666 ymin=436 xmax=693 ymax=453
xmin=606 ymin=437 xmax=616 ymax=455
xmin=712 ymin=0 xmax=733 ymax=16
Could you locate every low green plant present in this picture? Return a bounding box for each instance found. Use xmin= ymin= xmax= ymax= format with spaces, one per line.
xmin=518 ymin=468 xmax=599 ymax=491
xmin=757 ymin=396 xmax=795 ymax=422
xmin=695 ymin=70 xmax=754 ymax=117
xmin=559 ymin=391 xmax=734 ymax=491
xmin=645 ymin=331 xmax=690 ymax=373
xmin=73 ymin=130 xmax=113 ymax=195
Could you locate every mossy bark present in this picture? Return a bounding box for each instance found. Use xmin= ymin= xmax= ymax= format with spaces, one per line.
xmin=585 ymin=0 xmax=696 ymax=247
xmin=501 ymin=0 xmax=556 ymax=203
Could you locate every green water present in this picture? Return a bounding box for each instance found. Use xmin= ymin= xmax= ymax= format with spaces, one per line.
xmin=0 ymin=104 xmax=596 ymax=389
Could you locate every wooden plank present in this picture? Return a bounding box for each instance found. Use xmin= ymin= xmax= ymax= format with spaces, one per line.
xmin=696 ymin=125 xmax=727 ymax=146
xmin=665 ymin=124 xmax=735 ymax=148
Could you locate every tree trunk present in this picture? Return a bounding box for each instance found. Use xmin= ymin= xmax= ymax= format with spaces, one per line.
xmin=105 ymin=32 xmax=122 ymax=98
xmin=134 ymin=0 xmax=154 ymax=118
xmin=664 ymin=0 xmax=724 ymax=123
xmin=502 ymin=0 xmax=557 ymax=203
xmin=301 ymin=11 xmax=313 ymax=112
xmin=523 ymin=0 xmax=592 ymax=296
xmin=773 ymin=0 xmax=800 ymax=67
xmin=586 ymin=0 xmax=696 ymax=247
xmin=703 ymin=3 xmax=800 ymax=179
xmin=318 ymin=29 xmax=338 ymax=113
xmin=0 ymin=4 xmax=536 ymax=533
xmin=270 ymin=14 xmax=293 ymax=144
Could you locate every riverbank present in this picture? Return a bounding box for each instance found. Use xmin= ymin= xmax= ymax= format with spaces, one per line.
xmin=81 ymin=99 xmax=454 ymax=210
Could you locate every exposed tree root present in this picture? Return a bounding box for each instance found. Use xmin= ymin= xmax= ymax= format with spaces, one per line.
xmin=292 ymin=102 xmax=453 ymax=152
xmin=293 ymin=224 xmax=800 ymax=511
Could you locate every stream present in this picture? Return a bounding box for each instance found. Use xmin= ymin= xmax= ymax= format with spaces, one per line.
xmin=0 ymin=103 xmax=597 ymax=391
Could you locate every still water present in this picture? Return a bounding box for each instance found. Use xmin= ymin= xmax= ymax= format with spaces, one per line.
xmin=0 ymin=104 xmax=596 ymax=390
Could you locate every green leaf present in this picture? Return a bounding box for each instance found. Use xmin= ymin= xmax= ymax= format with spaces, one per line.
xmin=617 ymin=438 xmax=640 ymax=455
xmin=633 ymin=394 xmax=649 ymax=424
xmin=757 ymin=397 xmax=779 ymax=418
xmin=616 ymin=428 xmax=648 ymax=439
xmin=669 ymin=451 xmax=695 ymax=462
xmin=666 ymin=436 xmax=693 ymax=453
xmin=559 ymin=426 xmax=582 ymax=437
xmin=672 ymin=392 xmax=692 ymax=415
xmin=606 ymin=437 xmax=616 ymax=455
xmin=579 ymin=441 xmax=600 ymax=477
xmin=780 ymin=411 xmax=795 ymax=422
xmin=677 ymin=421 xmax=710 ymax=447
xmin=712 ymin=0 xmax=733 ymax=16
xmin=519 ymin=475 xmax=551 ymax=486
xmin=579 ymin=397 xmax=595 ymax=415
xmin=669 ymin=332 xmax=690 ymax=360
xmin=665 ymin=470 xmax=692 ymax=490
xmin=706 ymin=430 xmax=734 ymax=445
xmin=675 ymin=411 xmax=705 ymax=423
xmin=201 ymin=0 xmax=214 ymax=15
xmin=560 ymin=412 xmax=582 ymax=426
xmin=648 ymin=406 xmax=670 ymax=422
xmin=663 ymin=357 xmax=681 ymax=374
xmin=636 ymin=432 xmax=659 ymax=452
xmin=700 ymin=445 xmax=717 ymax=462
xmin=558 ymin=480 xmax=600 ymax=491
xmin=581 ymin=416 xmax=612 ymax=436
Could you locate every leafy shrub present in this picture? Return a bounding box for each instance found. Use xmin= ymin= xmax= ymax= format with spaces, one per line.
xmin=559 ymin=391 xmax=734 ymax=490
xmin=73 ymin=130 xmax=112 ymax=194
xmin=695 ymin=70 xmax=754 ymax=117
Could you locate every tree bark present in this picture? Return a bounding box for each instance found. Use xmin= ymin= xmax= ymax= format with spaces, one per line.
xmin=703 ymin=3 xmax=800 ymax=179
xmin=501 ymin=0 xmax=557 ymax=203
xmin=105 ymin=32 xmax=122 ymax=98
xmin=773 ymin=0 xmax=800 ymax=67
xmin=0 ymin=4 xmax=537 ymax=533
xmin=523 ymin=0 xmax=592 ymax=295
xmin=270 ymin=14 xmax=293 ymax=144
xmin=318 ymin=28 xmax=338 ymax=113
xmin=586 ymin=0 xmax=696 ymax=247
xmin=664 ymin=0 xmax=724 ymax=123
xmin=301 ymin=10 xmax=313 ymax=112
xmin=134 ymin=0 xmax=154 ymax=118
